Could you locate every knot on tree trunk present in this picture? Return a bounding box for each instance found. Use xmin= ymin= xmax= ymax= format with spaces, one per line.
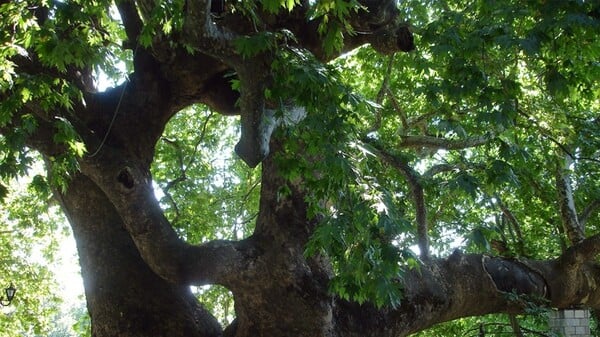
xmin=117 ymin=167 xmax=136 ymax=190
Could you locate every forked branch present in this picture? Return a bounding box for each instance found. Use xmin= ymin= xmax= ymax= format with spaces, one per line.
xmin=79 ymin=149 xmax=257 ymax=288
xmin=366 ymin=140 xmax=430 ymax=259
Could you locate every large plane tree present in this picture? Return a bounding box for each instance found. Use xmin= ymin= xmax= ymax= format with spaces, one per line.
xmin=1 ymin=0 xmax=600 ymax=336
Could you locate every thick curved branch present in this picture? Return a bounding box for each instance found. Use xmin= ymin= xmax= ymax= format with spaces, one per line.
xmin=336 ymin=248 xmax=600 ymax=336
xmin=136 ymin=0 xmax=415 ymax=168
xmin=182 ymin=0 xmax=211 ymax=35
xmin=232 ymin=59 xmax=273 ymax=167
xmin=245 ymin=0 xmax=414 ymax=61
xmin=560 ymin=234 xmax=600 ymax=268
xmin=335 ymin=0 xmax=415 ymax=55
xmin=180 ymin=0 xmax=239 ymax=63
xmin=53 ymin=170 xmax=224 ymax=336
xmin=79 ymin=149 xmax=258 ymax=288
xmin=547 ymin=234 xmax=600 ymax=307
xmin=197 ymin=71 xmax=240 ymax=115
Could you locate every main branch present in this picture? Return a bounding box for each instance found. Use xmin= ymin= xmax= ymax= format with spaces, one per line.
xmin=336 ymin=242 xmax=600 ymax=336
xmin=79 ymin=148 xmax=257 ymax=288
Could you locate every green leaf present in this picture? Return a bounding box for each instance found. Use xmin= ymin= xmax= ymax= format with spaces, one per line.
xmin=468 ymin=227 xmax=491 ymax=252
xmin=487 ymin=160 xmax=519 ymax=187
xmin=545 ymin=67 xmax=569 ymax=98
xmin=452 ymin=172 xmax=480 ymax=199
xmin=519 ymin=37 xmax=540 ymax=56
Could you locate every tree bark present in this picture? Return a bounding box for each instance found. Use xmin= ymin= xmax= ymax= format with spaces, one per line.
xmin=69 ymin=145 xmax=600 ymax=337
xmin=4 ymin=1 xmax=600 ymax=336
xmin=55 ymin=173 xmax=221 ymax=337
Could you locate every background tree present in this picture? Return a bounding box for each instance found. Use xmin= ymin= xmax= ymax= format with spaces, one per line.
xmin=0 ymin=175 xmax=66 ymax=337
xmin=1 ymin=0 xmax=599 ymax=336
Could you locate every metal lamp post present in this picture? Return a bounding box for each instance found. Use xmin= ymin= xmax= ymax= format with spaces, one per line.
xmin=0 ymin=284 xmax=16 ymax=306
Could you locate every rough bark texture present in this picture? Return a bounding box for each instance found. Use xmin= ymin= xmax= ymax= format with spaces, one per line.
xmin=3 ymin=1 xmax=600 ymax=337
xmin=55 ymin=173 xmax=222 ymax=337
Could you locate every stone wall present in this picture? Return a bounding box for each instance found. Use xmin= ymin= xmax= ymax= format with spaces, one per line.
xmin=548 ymin=309 xmax=591 ymax=337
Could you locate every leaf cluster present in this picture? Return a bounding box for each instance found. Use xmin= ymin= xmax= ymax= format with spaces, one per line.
xmin=0 ymin=173 xmax=70 ymax=336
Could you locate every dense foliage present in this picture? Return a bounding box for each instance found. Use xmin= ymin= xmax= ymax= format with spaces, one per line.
xmin=0 ymin=171 xmax=87 ymax=336
xmin=0 ymin=0 xmax=599 ymax=336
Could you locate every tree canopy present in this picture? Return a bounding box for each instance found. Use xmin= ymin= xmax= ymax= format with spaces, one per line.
xmin=1 ymin=0 xmax=599 ymax=336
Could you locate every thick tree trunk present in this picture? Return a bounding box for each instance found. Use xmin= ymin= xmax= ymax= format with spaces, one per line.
xmin=223 ymin=151 xmax=336 ymax=337
xmin=42 ymin=87 xmax=600 ymax=337
xmin=56 ymin=173 xmax=221 ymax=337
xmin=4 ymin=1 xmax=600 ymax=336
xmin=64 ymin=145 xmax=600 ymax=337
